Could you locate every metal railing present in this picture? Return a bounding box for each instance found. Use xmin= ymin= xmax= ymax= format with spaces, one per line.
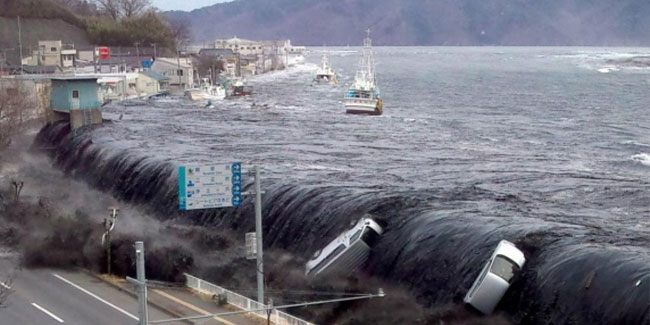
xmin=184 ymin=273 xmax=315 ymax=325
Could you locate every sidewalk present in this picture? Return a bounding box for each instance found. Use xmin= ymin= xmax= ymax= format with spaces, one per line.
xmin=95 ymin=274 xmax=262 ymax=325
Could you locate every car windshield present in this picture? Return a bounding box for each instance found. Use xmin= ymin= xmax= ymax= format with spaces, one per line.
xmin=490 ymin=255 xmax=520 ymax=282
xmin=349 ymin=229 xmax=362 ymax=242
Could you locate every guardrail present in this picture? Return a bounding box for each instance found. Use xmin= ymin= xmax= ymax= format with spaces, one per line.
xmin=184 ymin=273 xmax=315 ymax=325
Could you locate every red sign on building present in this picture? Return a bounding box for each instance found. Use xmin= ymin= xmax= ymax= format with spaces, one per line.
xmin=98 ymin=47 xmax=110 ymax=59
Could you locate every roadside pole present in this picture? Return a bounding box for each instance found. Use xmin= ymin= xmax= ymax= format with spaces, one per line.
xmin=135 ymin=241 xmax=149 ymax=325
xmin=17 ymin=16 xmax=23 ymax=75
xmin=253 ymin=166 xmax=264 ymax=304
xmin=178 ymin=163 xmax=263 ymax=303
xmin=102 ymin=208 xmax=119 ymax=275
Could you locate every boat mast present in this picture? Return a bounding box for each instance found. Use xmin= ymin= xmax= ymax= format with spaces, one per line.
xmin=354 ymin=28 xmax=375 ymax=89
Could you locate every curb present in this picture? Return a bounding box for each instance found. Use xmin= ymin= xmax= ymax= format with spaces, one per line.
xmin=80 ymin=269 xmax=193 ymax=324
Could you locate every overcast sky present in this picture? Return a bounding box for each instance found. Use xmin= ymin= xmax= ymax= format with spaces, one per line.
xmin=153 ymin=0 xmax=232 ymax=11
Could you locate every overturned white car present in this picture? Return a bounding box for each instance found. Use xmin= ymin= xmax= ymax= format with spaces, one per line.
xmin=464 ymin=240 xmax=526 ymax=314
xmin=305 ymin=217 xmax=383 ymax=276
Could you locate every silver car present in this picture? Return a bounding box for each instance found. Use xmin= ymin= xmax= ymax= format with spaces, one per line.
xmin=464 ymin=240 xmax=526 ymax=314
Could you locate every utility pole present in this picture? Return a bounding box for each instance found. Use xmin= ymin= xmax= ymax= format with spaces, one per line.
xmin=252 ymin=166 xmax=264 ymax=304
xmin=177 ymin=50 xmax=182 ymax=89
xmin=135 ymin=42 xmax=140 ymax=67
xmin=134 ymin=241 xmax=149 ymax=325
xmin=17 ymin=16 xmax=23 ymax=75
xmin=102 ymin=208 xmax=119 ymax=275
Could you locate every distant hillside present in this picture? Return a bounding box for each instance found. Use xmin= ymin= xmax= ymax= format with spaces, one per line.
xmin=166 ymin=0 xmax=650 ymax=46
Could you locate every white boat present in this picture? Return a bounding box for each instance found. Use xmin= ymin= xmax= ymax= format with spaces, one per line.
xmin=344 ymin=29 xmax=383 ymax=115
xmin=185 ymin=78 xmax=226 ymax=101
xmin=313 ymin=53 xmax=338 ymax=85
xmin=230 ymin=79 xmax=252 ymax=96
xmin=305 ymin=217 xmax=383 ymax=276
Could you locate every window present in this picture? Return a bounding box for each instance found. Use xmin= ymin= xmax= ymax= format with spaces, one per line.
xmin=72 ymin=90 xmax=79 ymax=98
xmin=490 ymin=256 xmax=519 ymax=283
xmin=349 ymin=229 xmax=362 ymax=242
xmin=177 ymin=69 xmax=184 ymax=76
xmin=468 ymin=261 xmax=491 ymax=298
xmin=360 ymin=227 xmax=380 ymax=246
xmin=51 ymin=47 xmax=57 ymax=52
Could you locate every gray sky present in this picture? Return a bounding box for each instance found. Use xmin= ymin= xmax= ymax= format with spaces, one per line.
xmin=152 ymin=0 xmax=232 ymax=11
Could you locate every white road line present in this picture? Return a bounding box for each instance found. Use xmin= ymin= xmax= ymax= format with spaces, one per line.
xmin=31 ymin=303 xmax=65 ymax=323
xmin=52 ymin=273 xmax=139 ymax=321
xmin=0 ymin=281 xmax=10 ymax=290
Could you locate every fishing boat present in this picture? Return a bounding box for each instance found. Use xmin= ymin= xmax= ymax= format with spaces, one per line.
xmin=185 ymin=78 xmax=226 ymax=101
xmin=344 ymin=29 xmax=382 ymax=115
xmin=313 ymin=52 xmax=338 ymax=85
xmin=231 ymin=79 xmax=252 ymax=96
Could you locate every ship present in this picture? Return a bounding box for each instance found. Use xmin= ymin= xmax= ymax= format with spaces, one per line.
xmin=231 ymin=79 xmax=252 ymax=96
xmin=185 ymin=78 xmax=226 ymax=101
xmin=344 ymin=29 xmax=382 ymax=115
xmin=313 ymin=52 xmax=338 ymax=85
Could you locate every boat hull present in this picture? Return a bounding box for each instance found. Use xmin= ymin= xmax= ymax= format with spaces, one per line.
xmin=344 ymin=98 xmax=383 ymax=115
xmin=314 ymin=74 xmax=338 ymax=85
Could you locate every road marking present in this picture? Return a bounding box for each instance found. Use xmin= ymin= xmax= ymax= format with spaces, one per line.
xmin=31 ymin=303 xmax=64 ymax=323
xmin=52 ymin=273 xmax=138 ymax=321
xmin=152 ymin=289 xmax=237 ymax=325
xmin=0 ymin=281 xmax=10 ymax=290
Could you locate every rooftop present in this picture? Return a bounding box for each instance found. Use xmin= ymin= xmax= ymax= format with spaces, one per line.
xmin=140 ymin=69 xmax=169 ymax=81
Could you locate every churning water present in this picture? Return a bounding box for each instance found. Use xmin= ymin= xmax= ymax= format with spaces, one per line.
xmin=38 ymin=47 xmax=649 ymax=323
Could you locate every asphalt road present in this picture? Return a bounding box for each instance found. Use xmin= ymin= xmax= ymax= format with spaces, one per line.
xmin=0 ymin=264 xmax=185 ymax=325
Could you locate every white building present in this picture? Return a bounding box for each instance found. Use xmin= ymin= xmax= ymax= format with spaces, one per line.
xmin=151 ymin=57 xmax=195 ymax=90
xmin=214 ymin=37 xmax=264 ymax=56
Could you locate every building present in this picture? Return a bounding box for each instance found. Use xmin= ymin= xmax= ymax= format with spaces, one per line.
xmin=15 ymin=65 xmax=63 ymax=75
xmin=198 ymin=48 xmax=240 ymax=78
xmin=214 ymin=37 xmax=264 ymax=56
xmin=151 ymin=57 xmax=195 ymax=90
xmin=50 ymin=77 xmax=102 ymax=130
xmin=137 ymin=70 xmax=169 ymax=96
xmin=24 ymin=41 xmax=78 ymax=68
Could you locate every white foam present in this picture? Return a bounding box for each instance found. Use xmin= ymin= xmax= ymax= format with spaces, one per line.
xmin=631 ymin=153 xmax=650 ymax=166
xmin=621 ymin=140 xmax=650 ymax=148
xmin=250 ymin=63 xmax=318 ymax=83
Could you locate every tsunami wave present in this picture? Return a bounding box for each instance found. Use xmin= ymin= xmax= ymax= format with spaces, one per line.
xmin=34 ymin=121 xmax=650 ymax=324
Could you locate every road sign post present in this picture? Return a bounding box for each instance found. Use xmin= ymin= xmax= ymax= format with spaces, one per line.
xmin=252 ymin=166 xmax=264 ymax=304
xmin=245 ymin=232 xmax=257 ymax=260
xmin=178 ymin=163 xmax=242 ymax=210
xmin=178 ymin=163 xmax=264 ymax=303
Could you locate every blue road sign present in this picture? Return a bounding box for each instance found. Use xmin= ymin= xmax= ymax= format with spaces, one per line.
xmin=178 ymin=162 xmax=242 ymax=210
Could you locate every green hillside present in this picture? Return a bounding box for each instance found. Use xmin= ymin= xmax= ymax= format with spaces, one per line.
xmin=0 ymin=0 xmax=177 ymax=64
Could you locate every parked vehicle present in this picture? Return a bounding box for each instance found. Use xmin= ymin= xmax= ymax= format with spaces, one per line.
xmin=305 ymin=217 xmax=383 ymax=276
xmin=464 ymin=240 xmax=526 ymax=314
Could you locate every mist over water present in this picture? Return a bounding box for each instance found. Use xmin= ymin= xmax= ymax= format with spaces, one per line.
xmin=37 ymin=47 xmax=650 ymax=323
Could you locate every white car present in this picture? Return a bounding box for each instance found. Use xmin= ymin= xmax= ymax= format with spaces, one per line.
xmin=305 ymin=217 xmax=383 ymax=276
xmin=464 ymin=240 xmax=526 ymax=314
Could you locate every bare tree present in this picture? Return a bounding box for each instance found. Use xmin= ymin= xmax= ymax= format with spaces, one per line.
xmin=120 ymin=0 xmax=151 ymax=18
xmin=0 ymin=82 xmax=32 ymax=149
xmin=0 ymin=270 xmax=15 ymax=308
xmin=9 ymin=178 xmax=23 ymax=202
xmin=95 ymin=0 xmax=121 ymax=20
xmin=0 ymin=245 xmax=19 ymax=309
xmin=168 ymin=17 xmax=192 ymax=49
